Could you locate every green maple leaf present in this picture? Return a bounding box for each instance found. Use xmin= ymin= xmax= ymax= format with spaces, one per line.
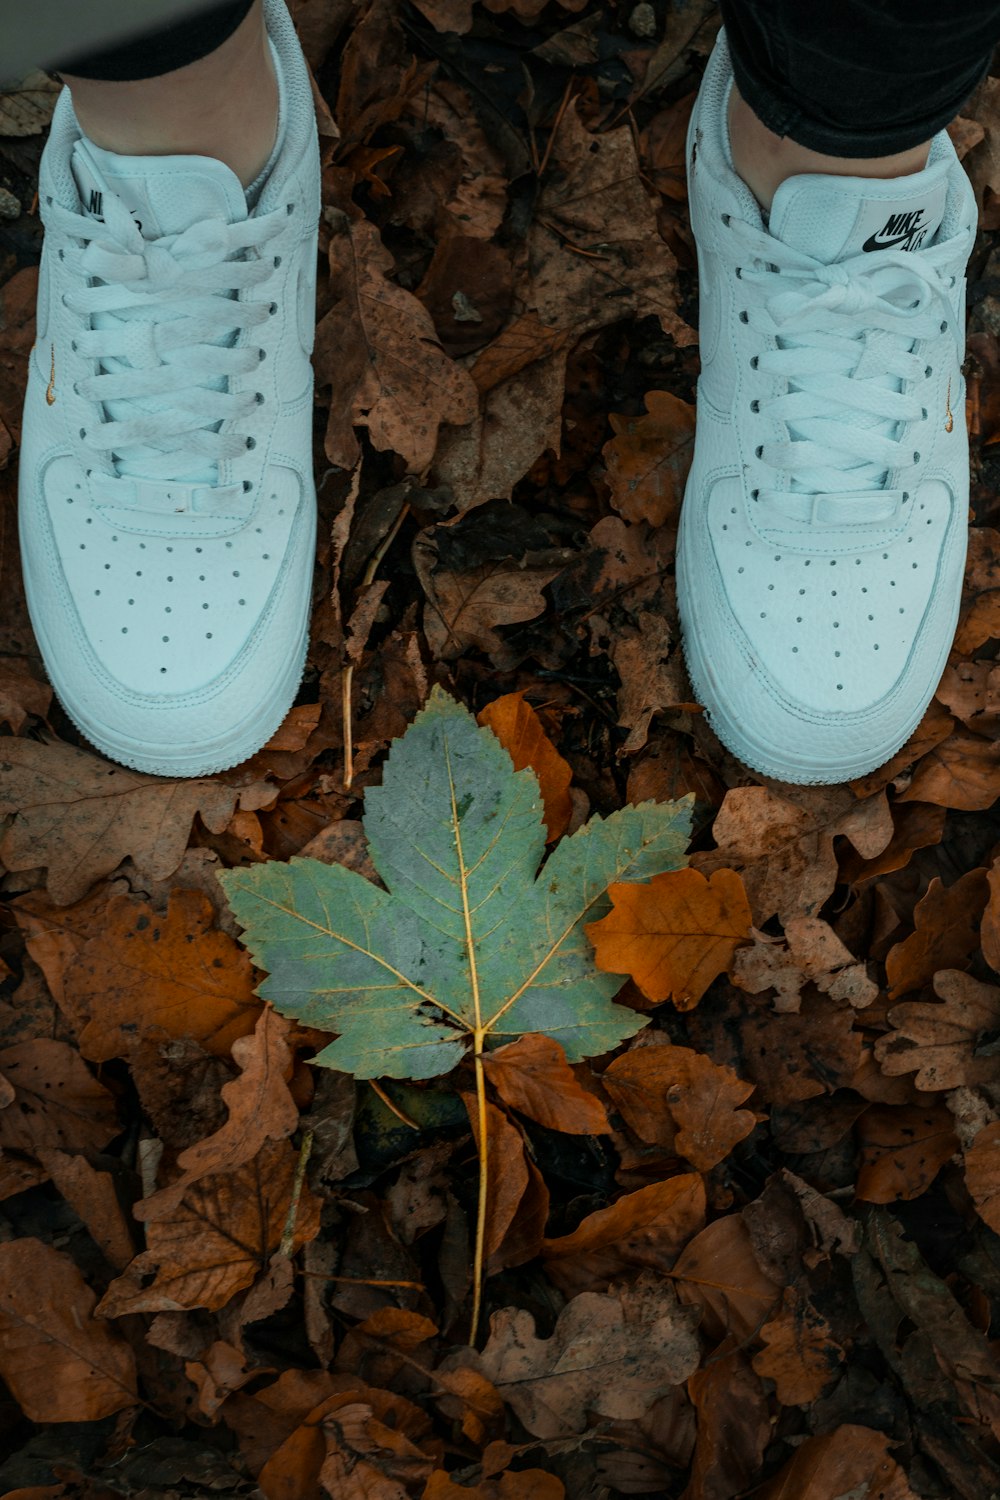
xmin=220 ymin=687 xmax=693 ymax=1080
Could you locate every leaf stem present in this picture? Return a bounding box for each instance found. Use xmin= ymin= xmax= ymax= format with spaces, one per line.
xmin=279 ymin=1128 xmax=313 ymax=1257
xmin=471 ymin=1038 xmax=488 ymax=1346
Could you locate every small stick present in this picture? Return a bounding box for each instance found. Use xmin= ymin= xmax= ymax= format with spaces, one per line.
xmin=279 ymin=1128 xmax=314 ymax=1257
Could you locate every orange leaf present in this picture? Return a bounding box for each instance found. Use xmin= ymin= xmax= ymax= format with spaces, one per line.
xmin=884 ymin=867 xmax=989 ymax=1000
xmin=751 ymin=1286 xmax=845 ymax=1405
xmin=603 ymin=1043 xmax=755 ymax=1171
xmin=542 ymin=1172 xmax=706 ymax=1296
xmin=476 ymin=691 xmax=572 ymax=841
xmin=70 ymin=889 xmax=262 ymax=1063
xmin=673 ymin=1214 xmax=782 ymax=1342
xmin=855 ymin=1102 xmax=959 ymax=1203
xmin=423 ymin=1470 xmax=565 ymax=1499
xmin=459 ymin=1090 xmax=549 ymax=1274
xmin=482 ymin=1034 xmax=610 ymax=1135
xmin=587 ymin=867 xmax=753 ymax=1008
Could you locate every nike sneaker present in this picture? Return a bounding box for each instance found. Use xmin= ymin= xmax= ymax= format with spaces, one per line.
xmin=677 ymin=29 xmax=978 ymax=784
xmin=18 ymin=0 xmax=320 ymax=776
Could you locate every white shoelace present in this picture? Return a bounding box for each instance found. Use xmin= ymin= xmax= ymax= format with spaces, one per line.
xmin=47 ymin=188 xmax=288 ymax=485
xmin=726 ymin=214 xmax=961 ymax=501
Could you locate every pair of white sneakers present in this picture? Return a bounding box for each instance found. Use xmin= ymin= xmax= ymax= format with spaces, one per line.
xmin=18 ymin=9 xmax=978 ymax=784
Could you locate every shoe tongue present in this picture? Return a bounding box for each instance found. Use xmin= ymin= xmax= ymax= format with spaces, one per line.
xmin=70 ymin=135 xmax=247 ymax=237
xmin=768 ymin=158 xmax=950 ymax=264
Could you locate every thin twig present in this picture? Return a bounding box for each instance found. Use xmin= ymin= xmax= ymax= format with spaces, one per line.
xmin=368 ymin=1077 xmax=420 ymax=1129
xmin=470 ymin=1045 xmax=489 ymax=1344
xmin=537 ymin=75 xmax=577 ymax=179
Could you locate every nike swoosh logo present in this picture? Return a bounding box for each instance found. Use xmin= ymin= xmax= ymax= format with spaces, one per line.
xmin=45 ymin=343 xmax=56 ymax=405
xmin=862 ymin=229 xmax=919 ymax=252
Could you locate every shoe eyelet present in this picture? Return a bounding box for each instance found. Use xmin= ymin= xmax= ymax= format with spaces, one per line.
xmin=286 ymin=202 xmax=294 ymax=215
xmin=243 ymin=479 xmax=253 ymax=492
xmin=750 ymin=355 xmax=759 ymax=369
xmin=246 ymin=436 xmax=256 ymax=449
xmin=79 ymin=427 xmax=86 ymax=438
xmin=750 ymin=399 xmax=759 ymax=413
xmin=751 ymin=488 xmax=759 ymax=501
xmin=268 ymin=302 xmax=277 ymax=316
xmin=921 ymin=408 xmax=927 ymax=419
xmin=72 ymin=382 xmax=79 ymax=396
xmin=925 ymin=364 xmax=933 ymax=377
xmin=739 ymin=309 xmax=749 ymax=323
xmin=940 ymin=320 xmax=948 ymax=332
xmin=274 ymin=255 xmax=282 ymax=267
xmin=45 ymin=195 xmax=52 ymax=206
xmin=754 ymin=444 xmax=763 ymax=458
xmin=735 ymin=267 xmax=742 ymax=279
xmin=259 ymin=349 xmax=267 ymax=361
xmin=57 ymin=247 xmax=64 ymax=260
xmin=721 ymin=212 xmax=731 ymax=226
xmin=255 ymin=391 xmax=265 ymax=403
xmin=913 ymin=451 xmax=920 ymax=462
xmin=70 ymin=339 xmax=77 ymax=352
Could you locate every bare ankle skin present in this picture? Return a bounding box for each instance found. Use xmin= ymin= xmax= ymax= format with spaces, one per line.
xmin=727 ymin=83 xmax=932 ymax=214
xmin=57 ymin=0 xmax=278 ymax=190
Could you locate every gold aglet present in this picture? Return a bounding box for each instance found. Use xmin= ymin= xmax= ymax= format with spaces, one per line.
xmin=45 ymin=343 xmax=56 ymax=406
xmin=945 ymin=378 xmax=954 ymax=434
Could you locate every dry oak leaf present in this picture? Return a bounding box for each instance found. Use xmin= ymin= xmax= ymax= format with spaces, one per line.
xmin=874 ymin=969 xmax=1000 ymax=1090
xmin=751 ymin=1286 xmax=845 ymax=1406
xmin=134 ymin=1004 xmax=300 ymax=1222
xmin=315 ymin=214 xmax=477 ymax=474
xmin=456 ymin=1273 xmax=701 ymax=1439
xmin=0 ymin=738 xmax=274 ymax=905
xmin=542 ymin=1171 xmax=706 ymax=1297
xmin=477 ymin=692 xmax=572 ymax=842
xmin=480 ymin=1033 xmax=610 ymax=1135
xmin=885 ymin=867 xmax=990 ymax=1000
xmin=935 ymin=656 xmax=1000 ymax=737
xmin=318 ymin=1394 xmax=439 ymax=1498
xmin=673 ymin=1213 xmax=783 ymax=1342
xmin=602 ymin=1043 xmax=755 ymax=1172
xmin=759 ymin=1423 xmax=919 ymax=1500
xmin=0 ymin=662 xmax=51 ymax=735
xmin=731 ymin=916 xmax=877 ymax=1014
xmin=690 ymin=783 xmax=893 ymax=926
xmin=0 ymin=1236 xmax=138 ymax=1422
xmin=588 ymin=866 xmax=753 ymax=1009
xmin=95 ymin=1138 xmax=322 ymax=1316
xmin=68 ymin=888 xmax=261 ymax=1064
xmin=855 ymin=1102 xmax=959 ymax=1203
xmin=423 ymin=1471 xmax=564 ymax=1499
xmin=896 ymin=726 xmax=1000 ymax=810
xmin=965 ymin=1119 xmax=1000 ymax=1234
xmin=611 ymin=611 xmax=697 ymax=756
xmin=980 ymin=857 xmax=1000 ymax=976
xmin=954 ymin=525 xmax=1000 ymax=653
xmin=0 ymin=1039 xmax=119 ymax=1201
xmin=602 ymin=390 xmax=696 ymax=529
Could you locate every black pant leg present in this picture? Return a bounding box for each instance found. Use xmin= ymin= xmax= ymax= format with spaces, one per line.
xmin=47 ymin=0 xmax=254 ymax=81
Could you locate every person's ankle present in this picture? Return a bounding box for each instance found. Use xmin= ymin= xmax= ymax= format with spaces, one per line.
xmin=728 ymin=84 xmax=932 ymax=214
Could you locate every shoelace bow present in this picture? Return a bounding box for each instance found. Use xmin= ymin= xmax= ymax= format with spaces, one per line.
xmin=47 ymin=188 xmax=287 ymax=483
xmin=726 ymin=214 xmax=961 ymax=505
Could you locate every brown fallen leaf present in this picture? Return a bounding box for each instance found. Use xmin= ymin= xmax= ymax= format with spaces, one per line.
xmin=96 ymin=1138 xmax=322 ymax=1316
xmin=185 ymin=1339 xmax=272 ymax=1420
xmin=686 ymin=1346 xmax=771 ymax=1500
xmin=751 ymin=1286 xmax=845 ymax=1405
xmin=673 ymin=1213 xmax=783 ymax=1342
xmin=602 ymin=1042 xmax=755 ymax=1171
xmin=318 ymin=1391 xmax=439 ymax=1497
xmin=855 ymin=1102 xmax=959 ymax=1203
xmin=481 ymin=1034 xmax=610 ymax=1135
xmin=758 ymin=1423 xmax=919 ymax=1500
xmin=602 ymin=390 xmax=696 ymax=529
xmin=690 ymin=783 xmax=894 ymax=926
xmin=258 ymin=1385 xmax=436 ymax=1500
xmin=134 ymin=1004 xmax=300 ymax=1221
xmin=965 ymin=1120 xmax=1000 ymax=1235
xmin=588 ymin=866 xmax=753 ymax=1008
xmin=315 ymin=214 xmax=478 ymax=473
xmin=35 ymin=1147 xmax=136 ymax=1271
xmin=67 ymin=888 xmax=261 ymax=1064
xmin=461 ymin=1090 xmax=549 ymax=1275
xmin=874 ymin=969 xmax=1000 ymax=1090
xmin=542 ymin=1172 xmax=706 ymax=1296
xmin=0 ymin=1237 xmax=138 ymax=1422
xmin=0 ymin=738 xmax=274 ymax=905
xmin=0 ymin=1039 xmax=119 ymax=1200
xmin=413 ymin=525 xmax=568 ymax=662
xmin=0 ymin=661 xmax=50 ymax=734
xmin=477 ymin=692 xmax=573 ymax=842
xmin=453 ymin=1273 xmax=700 ymax=1440
xmin=896 ymin=726 xmax=1000 ymax=810
xmin=610 ymin=611 xmax=697 ymax=754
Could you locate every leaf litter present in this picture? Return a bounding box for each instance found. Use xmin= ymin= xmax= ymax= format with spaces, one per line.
xmin=0 ymin=0 xmax=999 ymax=1496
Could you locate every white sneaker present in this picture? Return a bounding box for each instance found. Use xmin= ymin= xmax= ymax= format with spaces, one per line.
xmin=18 ymin=0 xmax=320 ymax=776
xmin=677 ymin=30 xmax=978 ymax=785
